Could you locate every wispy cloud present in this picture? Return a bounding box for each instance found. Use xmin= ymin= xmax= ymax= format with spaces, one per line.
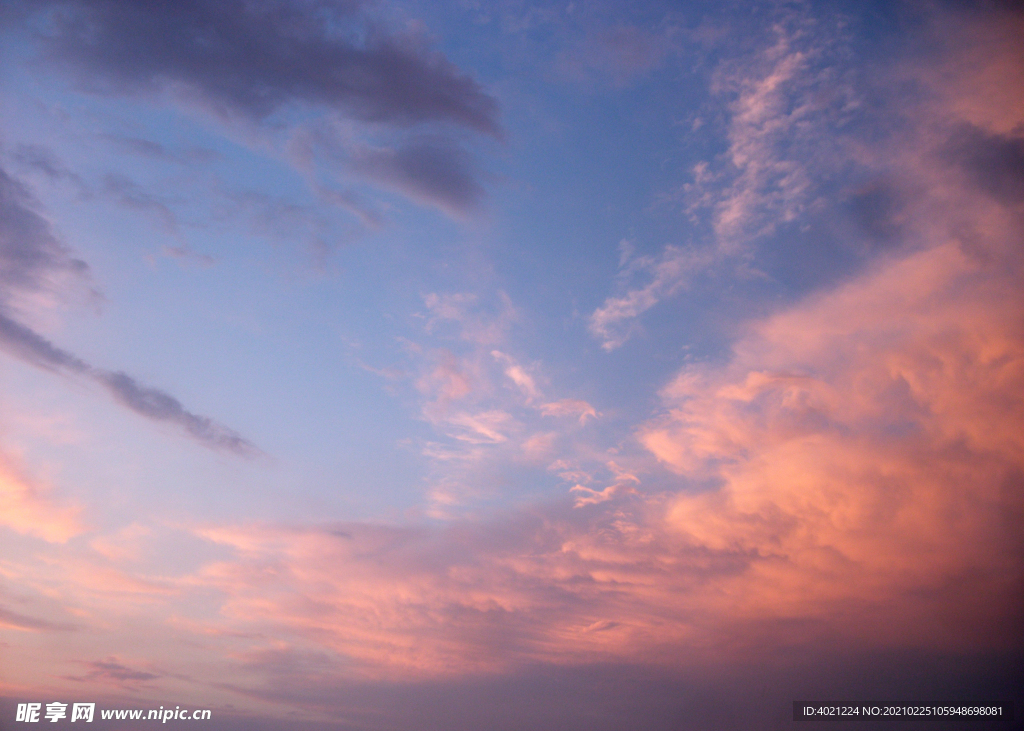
xmin=0 ymin=165 xmax=259 ymax=456
xmin=539 ymin=399 xmax=597 ymax=425
xmin=387 ymin=291 xmax=609 ymax=515
xmin=64 ymin=657 xmax=161 ymax=686
xmin=0 ymin=450 xmax=82 ymax=542
xmin=588 ymin=243 xmax=713 ymax=351
xmin=589 ymin=15 xmax=859 ymax=350
xmin=0 ymin=165 xmax=90 ymax=308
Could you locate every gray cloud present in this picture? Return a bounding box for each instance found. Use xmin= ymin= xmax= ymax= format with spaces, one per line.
xmin=942 ymin=123 xmax=1024 ymax=205
xmin=0 ymin=311 xmax=89 ymax=373
xmin=64 ymin=657 xmax=161 ymax=684
xmin=0 ymin=605 xmax=77 ymax=632
xmin=22 ymin=0 xmax=500 ymax=137
xmin=0 ymin=165 xmax=89 ymax=294
xmin=846 ymin=178 xmax=906 ymax=246
xmin=0 ymin=164 xmax=259 ymax=457
xmin=97 ymin=371 xmax=258 ymax=457
xmin=351 ymin=137 xmax=486 ymax=216
xmin=0 ymin=310 xmax=260 ymax=458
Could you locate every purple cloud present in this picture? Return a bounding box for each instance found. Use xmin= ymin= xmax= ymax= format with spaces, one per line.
xmin=23 ymin=0 xmax=501 ymax=137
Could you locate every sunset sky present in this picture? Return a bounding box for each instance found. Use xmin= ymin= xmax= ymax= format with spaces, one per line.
xmin=1 ymin=0 xmax=1022 ymax=728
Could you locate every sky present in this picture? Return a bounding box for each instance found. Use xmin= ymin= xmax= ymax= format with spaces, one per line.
xmin=0 ymin=0 xmax=1022 ymax=729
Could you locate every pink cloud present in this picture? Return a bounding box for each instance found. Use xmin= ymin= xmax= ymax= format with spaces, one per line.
xmin=0 ymin=451 xmax=82 ymax=543
xmin=640 ymin=238 xmax=1022 ymax=640
xmin=538 ymin=399 xmax=597 ymax=425
xmin=0 ymin=5 xmax=1020 ymax=722
xmin=169 ymin=15 xmax=1024 ymax=682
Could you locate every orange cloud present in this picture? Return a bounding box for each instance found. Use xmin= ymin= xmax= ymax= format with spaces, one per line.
xmin=182 ymin=218 xmax=1022 ymax=681
xmin=641 ymin=235 xmax=1023 ymax=645
xmin=179 ymin=32 xmax=1024 ymax=677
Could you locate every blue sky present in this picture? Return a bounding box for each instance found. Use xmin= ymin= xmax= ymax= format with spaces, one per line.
xmin=1 ymin=1 xmax=1022 ymax=728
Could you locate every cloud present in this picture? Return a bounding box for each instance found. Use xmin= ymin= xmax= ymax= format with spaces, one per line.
xmin=538 ymin=399 xmax=597 ymax=425
xmin=24 ymin=0 xmax=501 ymax=137
xmin=444 ymin=410 xmax=512 ymax=445
xmin=423 ymin=292 xmax=516 ymax=346
xmin=165 ymin=6 xmax=1024 ymax=682
xmin=588 ymin=244 xmax=713 ymax=351
xmin=0 ymin=450 xmax=83 ymax=542
xmin=588 ymin=15 xmax=860 ymax=349
xmin=98 ymin=134 xmax=221 ymax=164
xmin=10 ymin=145 xmax=193 ymax=234
xmin=0 ymin=315 xmax=260 ymax=457
xmin=703 ymin=25 xmax=822 ymax=248
xmin=64 ymin=657 xmax=161 ymax=686
xmin=0 ymin=165 xmax=259 ymax=456
xmin=491 ymin=350 xmax=540 ymax=401
xmin=8 ymin=0 xmax=502 ymax=223
xmin=640 ymin=237 xmax=1023 ymax=630
xmin=101 ymin=172 xmax=178 ymax=231
xmin=941 ymin=123 xmax=1024 ymax=205
xmin=0 ymin=165 xmax=90 ymax=306
xmin=96 ymin=371 xmax=260 ymax=457
xmin=9 ymin=143 xmax=90 ymax=195
xmin=0 ymin=310 xmax=89 ymax=372
xmin=349 ymin=137 xmax=486 ymax=217
xmin=0 ymin=605 xmax=77 ymax=632
xmin=285 ymin=112 xmax=491 ymax=221
xmin=569 ymin=461 xmax=637 ymax=507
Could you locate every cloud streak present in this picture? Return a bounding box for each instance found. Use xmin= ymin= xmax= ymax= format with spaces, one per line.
xmin=0 ymin=311 xmax=260 ymax=457
xmin=588 ymin=244 xmax=713 ymax=351
xmin=0 ymin=165 xmax=259 ymax=457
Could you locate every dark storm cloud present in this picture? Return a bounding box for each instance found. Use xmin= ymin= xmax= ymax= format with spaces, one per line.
xmin=942 ymin=123 xmax=1024 ymax=205
xmin=351 ymin=137 xmax=486 ymax=215
xmin=23 ymin=0 xmax=500 ymax=137
xmin=0 ymin=164 xmax=259 ymax=457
